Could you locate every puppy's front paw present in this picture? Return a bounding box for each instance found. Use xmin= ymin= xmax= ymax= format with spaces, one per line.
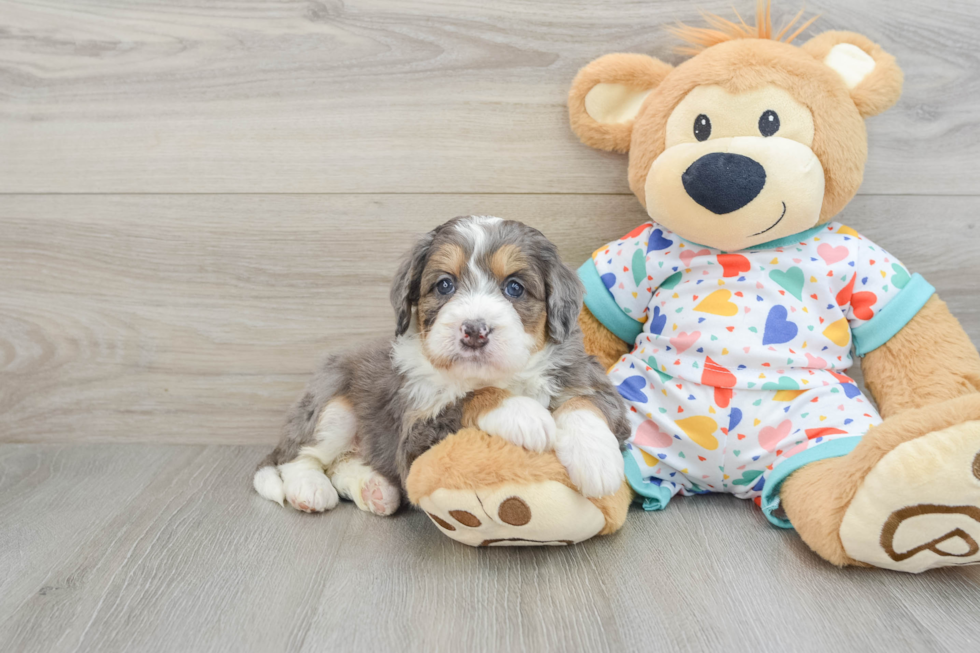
xmin=478 ymin=396 xmax=556 ymax=452
xmin=555 ymin=409 xmax=624 ymax=498
xmin=282 ymin=468 xmax=339 ymax=513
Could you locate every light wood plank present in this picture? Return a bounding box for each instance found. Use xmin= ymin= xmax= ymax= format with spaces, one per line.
xmin=2 ymin=193 xmax=977 ymax=444
xmin=0 ymin=443 xmax=977 ymax=653
xmin=1 ymin=0 xmax=978 ymax=193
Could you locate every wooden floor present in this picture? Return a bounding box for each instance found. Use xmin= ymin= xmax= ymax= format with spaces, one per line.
xmin=3 ymin=1 xmax=980 ymax=651
xmin=0 ymin=443 xmax=978 ymax=653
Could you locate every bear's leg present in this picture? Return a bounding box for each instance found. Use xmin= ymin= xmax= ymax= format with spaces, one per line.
xmin=780 ymin=394 xmax=980 ymax=571
xmin=406 ymin=428 xmax=632 ymax=547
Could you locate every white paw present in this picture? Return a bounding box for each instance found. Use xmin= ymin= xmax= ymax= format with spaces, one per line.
xmin=555 ymin=409 xmax=624 ymax=498
xmin=282 ymin=468 xmax=339 ymax=513
xmin=478 ymin=396 xmax=556 ymax=452
xmin=253 ymin=466 xmax=285 ymax=506
xmin=360 ymin=473 xmax=401 ymax=516
xmin=327 ymin=457 xmax=402 ymax=516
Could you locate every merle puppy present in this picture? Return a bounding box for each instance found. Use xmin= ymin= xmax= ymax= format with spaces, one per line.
xmin=254 ymin=216 xmax=629 ymax=515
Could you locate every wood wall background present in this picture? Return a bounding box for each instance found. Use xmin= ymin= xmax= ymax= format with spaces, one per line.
xmin=3 ymin=0 xmax=979 ymax=445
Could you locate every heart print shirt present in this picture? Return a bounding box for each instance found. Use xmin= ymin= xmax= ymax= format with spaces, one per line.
xmin=578 ymin=221 xmax=935 ymax=391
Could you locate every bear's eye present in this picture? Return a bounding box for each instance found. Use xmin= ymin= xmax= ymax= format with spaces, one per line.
xmin=759 ymin=110 xmax=780 ymax=137
xmin=693 ymin=114 xmax=711 ymax=141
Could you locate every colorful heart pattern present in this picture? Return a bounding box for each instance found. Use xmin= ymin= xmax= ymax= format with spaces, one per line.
xmin=614 ymin=365 xmax=881 ymax=502
xmin=817 ymin=243 xmax=848 ymax=264
xmin=695 ymin=289 xmax=739 ymax=316
xmin=679 ymin=248 xmax=711 ymax=268
xmin=762 ymin=305 xmax=798 ymax=345
xmin=718 ymin=253 xmax=751 ymax=278
xmin=591 ymin=220 xmax=910 ymax=396
xmin=634 ymin=419 xmax=674 ymax=448
xmin=759 ymin=419 xmax=792 ymax=453
xmin=617 ymin=375 xmax=648 ymax=402
xmin=676 ymin=416 xmax=719 ymax=451
xmin=593 ymin=220 xmax=911 ymax=502
xmin=669 ymin=330 xmax=701 ymax=353
xmin=768 ymin=266 xmax=805 ymax=300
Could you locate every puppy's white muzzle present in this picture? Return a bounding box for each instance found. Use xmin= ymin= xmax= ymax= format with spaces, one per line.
xmin=425 ymin=287 xmax=533 ymax=379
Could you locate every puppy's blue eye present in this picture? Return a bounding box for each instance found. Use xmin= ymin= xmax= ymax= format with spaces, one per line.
xmin=436 ymin=278 xmax=455 ymax=295
xmin=504 ymin=279 xmax=525 ymax=298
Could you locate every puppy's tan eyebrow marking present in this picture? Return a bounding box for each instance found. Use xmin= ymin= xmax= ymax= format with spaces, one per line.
xmin=425 ymin=243 xmax=466 ymax=280
xmin=490 ymin=244 xmax=527 ymax=280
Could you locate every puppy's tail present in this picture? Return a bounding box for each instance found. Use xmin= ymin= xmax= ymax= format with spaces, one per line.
xmin=253 ymin=453 xmax=285 ymax=506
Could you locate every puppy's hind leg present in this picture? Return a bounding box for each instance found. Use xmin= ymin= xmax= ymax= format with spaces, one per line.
xmin=281 ymin=397 xmax=358 ymax=513
xmin=329 ymin=456 xmax=401 ymax=516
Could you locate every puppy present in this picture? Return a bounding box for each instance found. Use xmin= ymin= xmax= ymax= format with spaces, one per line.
xmin=253 ymin=215 xmax=629 ymax=515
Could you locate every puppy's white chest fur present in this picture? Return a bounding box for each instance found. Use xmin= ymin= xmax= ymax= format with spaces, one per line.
xmin=392 ymin=336 xmax=557 ymax=419
xmin=502 ymin=345 xmax=559 ymax=406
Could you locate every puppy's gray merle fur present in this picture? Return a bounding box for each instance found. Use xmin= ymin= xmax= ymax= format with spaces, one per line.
xmin=254 ymin=215 xmax=629 ymax=516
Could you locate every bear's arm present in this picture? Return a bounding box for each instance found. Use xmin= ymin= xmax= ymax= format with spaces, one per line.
xmin=860 ymin=295 xmax=980 ymax=419
xmin=579 ymin=305 xmax=630 ymax=370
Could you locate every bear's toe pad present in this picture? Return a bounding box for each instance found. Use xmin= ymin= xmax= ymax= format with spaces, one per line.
xmin=418 ymin=481 xmax=607 ymax=547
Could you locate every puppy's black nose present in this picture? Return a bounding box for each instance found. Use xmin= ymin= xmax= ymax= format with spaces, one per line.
xmin=460 ymin=321 xmax=490 ymax=349
xmin=682 ymin=153 xmax=766 ymax=214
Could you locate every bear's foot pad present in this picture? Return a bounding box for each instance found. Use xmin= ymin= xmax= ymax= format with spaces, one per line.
xmin=419 ymin=480 xmax=606 ymax=547
xmin=840 ymin=420 xmax=980 ymax=572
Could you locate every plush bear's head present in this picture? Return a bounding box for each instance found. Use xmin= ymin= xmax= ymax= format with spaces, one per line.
xmin=568 ymin=5 xmax=903 ymax=251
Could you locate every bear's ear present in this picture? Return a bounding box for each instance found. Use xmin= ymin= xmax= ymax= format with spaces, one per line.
xmin=802 ymin=31 xmax=903 ymax=118
xmin=568 ymin=53 xmax=673 ymax=153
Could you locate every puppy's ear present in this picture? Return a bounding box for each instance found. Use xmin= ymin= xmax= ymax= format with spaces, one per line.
xmin=802 ymin=31 xmax=903 ymax=118
xmin=542 ymin=247 xmax=584 ymax=344
xmin=568 ymin=53 xmax=673 ymax=153
xmin=390 ymin=230 xmax=435 ymax=337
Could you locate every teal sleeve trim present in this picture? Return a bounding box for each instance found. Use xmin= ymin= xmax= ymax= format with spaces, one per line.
xmin=851 ymin=273 xmax=935 ymax=356
xmin=577 ymin=259 xmax=644 ymax=345
xmin=623 ymin=448 xmax=674 ymax=512
xmin=760 ymin=436 xmax=863 ymax=529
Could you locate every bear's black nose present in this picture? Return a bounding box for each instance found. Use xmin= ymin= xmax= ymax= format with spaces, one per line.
xmin=682 ymin=153 xmax=766 ymax=214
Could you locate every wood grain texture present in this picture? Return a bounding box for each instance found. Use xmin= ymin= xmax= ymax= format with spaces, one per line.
xmin=1 ymin=0 xmax=979 ymax=194
xmin=2 ymin=193 xmax=977 ymax=445
xmin=0 ymin=443 xmax=977 ymax=653
xmin=2 ymin=1 xmax=979 ymax=649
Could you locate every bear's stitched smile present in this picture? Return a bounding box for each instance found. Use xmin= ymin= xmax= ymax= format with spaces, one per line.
xmin=750 ymin=201 xmax=787 ymax=237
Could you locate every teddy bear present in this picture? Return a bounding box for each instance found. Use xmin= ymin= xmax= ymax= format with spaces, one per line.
xmin=404 ymin=4 xmax=980 ymax=572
